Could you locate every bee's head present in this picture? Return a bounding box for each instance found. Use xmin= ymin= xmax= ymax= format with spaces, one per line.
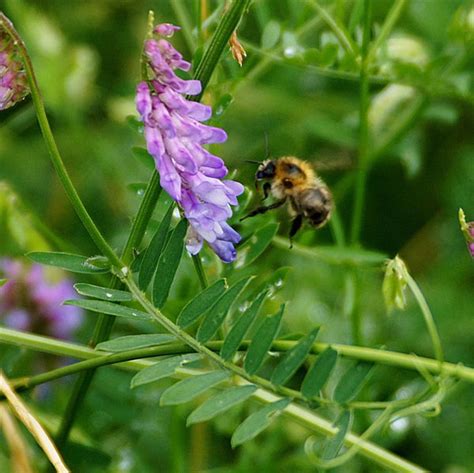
xmin=256 ymin=159 xmax=276 ymax=180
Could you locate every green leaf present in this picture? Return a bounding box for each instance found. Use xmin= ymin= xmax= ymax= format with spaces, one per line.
xmin=261 ymin=20 xmax=281 ymax=49
xmin=322 ymin=410 xmax=352 ymax=460
xmin=301 ymin=347 xmax=338 ymax=399
xmin=196 ymin=277 xmax=252 ymax=343
xmin=187 ymin=385 xmax=257 ymax=426
xmin=152 ymin=219 xmax=188 ymax=308
xmin=0 ymin=279 xmax=7 ymax=287
xmin=333 ymin=361 xmax=374 ymax=404
xmin=131 ymin=354 xmax=202 ymax=388
xmin=160 ymin=371 xmax=230 ymax=406
xmin=139 ymin=204 xmax=174 ymax=290
xmin=244 ymin=305 xmax=284 ymax=375
xmin=271 ymin=328 xmax=320 ymax=386
xmin=235 ymin=223 xmax=280 ymax=268
xmin=177 ymin=279 xmax=227 ymax=328
xmin=220 ymin=291 xmax=267 ymax=361
xmin=74 ymin=284 xmax=133 ymax=302
xmin=64 ymin=299 xmax=152 ymax=321
xmin=131 ymin=146 xmax=155 ymax=171
xmin=27 ymin=252 xmax=109 ymax=274
xmin=96 ymin=334 xmax=175 ymax=352
xmin=231 ymin=398 xmax=291 ymax=447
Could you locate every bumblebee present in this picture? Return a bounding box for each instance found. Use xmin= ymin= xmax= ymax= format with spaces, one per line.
xmin=242 ymin=157 xmax=333 ymax=242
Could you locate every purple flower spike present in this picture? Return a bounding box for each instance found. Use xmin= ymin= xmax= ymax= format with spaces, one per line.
xmin=136 ymin=23 xmax=243 ymax=262
xmin=0 ymin=259 xmax=82 ymax=339
xmin=0 ymin=22 xmax=29 ymax=110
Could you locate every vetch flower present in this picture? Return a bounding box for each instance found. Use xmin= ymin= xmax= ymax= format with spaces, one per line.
xmin=0 ymin=17 xmax=29 ymax=110
xmin=0 ymin=259 xmax=82 ymax=338
xmin=136 ymin=23 xmax=243 ymax=262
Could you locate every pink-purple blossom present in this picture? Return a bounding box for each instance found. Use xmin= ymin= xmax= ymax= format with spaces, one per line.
xmin=136 ymin=23 xmax=243 ymax=263
xmin=0 ymin=21 xmax=29 ymax=110
xmin=0 ymin=259 xmax=82 ymax=339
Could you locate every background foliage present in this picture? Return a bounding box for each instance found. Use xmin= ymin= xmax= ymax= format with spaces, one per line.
xmin=0 ymin=0 xmax=473 ymax=472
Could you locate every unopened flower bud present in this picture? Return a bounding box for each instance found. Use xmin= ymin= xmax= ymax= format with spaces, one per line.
xmin=383 ymin=255 xmax=410 ymax=313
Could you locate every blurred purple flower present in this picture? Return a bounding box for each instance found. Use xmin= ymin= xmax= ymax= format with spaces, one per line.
xmin=0 ymin=259 xmax=82 ymax=339
xmin=136 ymin=23 xmax=243 ymax=263
xmin=0 ymin=19 xmax=29 ymax=110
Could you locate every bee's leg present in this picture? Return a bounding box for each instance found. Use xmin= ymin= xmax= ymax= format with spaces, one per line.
xmin=288 ymin=214 xmax=303 ymax=249
xmin=240 ymin=199 xmax=286 ymax=221
xmin=262 ymin=182 xmax=271 ymax=201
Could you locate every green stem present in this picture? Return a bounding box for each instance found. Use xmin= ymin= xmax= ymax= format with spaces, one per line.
xmin=406 ymin=274 xmax=444 ymax=367
xmin=4 ymin=328 xmax=470 ymax=384
xmin=0 ymin=14 xmax=123 ymax=270
xmin=350 ymin=0 xmax=372 ymax=246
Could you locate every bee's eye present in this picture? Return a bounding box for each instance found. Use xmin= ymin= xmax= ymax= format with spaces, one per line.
xmin=256 ymin=161 xmax=276 ymax=179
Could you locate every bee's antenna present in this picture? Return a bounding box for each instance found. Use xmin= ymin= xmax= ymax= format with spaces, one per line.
xmin=244 ymin=160 xmax=261 ymax=165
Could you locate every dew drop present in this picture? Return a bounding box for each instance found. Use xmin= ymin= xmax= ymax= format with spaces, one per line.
xmin=391 ymin=417 xmax=409 ymax=434
xmin=284 ymin=46 xmax=297 ymax=57
xmin=238 ymin=302 xmax=250 ymax=313
xmin=105 ymin=292 xmax=113 ymax=299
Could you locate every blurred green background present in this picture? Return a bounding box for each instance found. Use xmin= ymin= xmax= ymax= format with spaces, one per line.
xmin=0 ymin=0 xmax=473 ymax=471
